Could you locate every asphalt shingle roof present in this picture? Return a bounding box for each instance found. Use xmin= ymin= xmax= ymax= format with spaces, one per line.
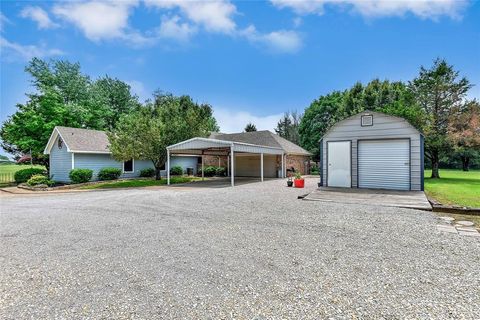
xmin=209 ymin=131 xmax=311 ymax=155
xmin=56 ymin=126 xmax=110 ymax=153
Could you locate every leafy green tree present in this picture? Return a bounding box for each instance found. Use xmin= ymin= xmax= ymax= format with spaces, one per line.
xmin=0 ymin=58 xmax=140 ymax=168
xmin=448 ymin=100 xmax=480 ymax=171
xmin=244 ymin=123 xmax=257 ymax=132
xmin=410 ymin=59 xmax=472 ymax=178
xmin=108 ymin=92 xmax=218 ymax=179
xmin=275 ymin=111 xmax=302 ymax=145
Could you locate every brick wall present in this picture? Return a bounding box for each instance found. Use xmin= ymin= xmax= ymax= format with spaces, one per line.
xmin=285 ymin=155 xmax=310 ymax=175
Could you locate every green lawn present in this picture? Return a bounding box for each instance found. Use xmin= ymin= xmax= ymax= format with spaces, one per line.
xmin=424 ymin=169 xmax=480 ymax=208
xmin=81 ymin=177 xmax=200 ymax=189
xmin=0 ymin=163 xmax=46 ymax=174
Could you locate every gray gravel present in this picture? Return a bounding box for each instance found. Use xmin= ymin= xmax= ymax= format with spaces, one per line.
xmin=1 ymin=178 xmax=479 ymax=319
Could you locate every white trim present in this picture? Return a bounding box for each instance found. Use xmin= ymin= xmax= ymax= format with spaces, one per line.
xmin=167 ymin=137 xmax=283 ymax=152
xmin=122 ymin=159 xmax=135 ymax=173
xmin=69 ymin=150 xmax=111 ymax=154
xmin=44 ymin=127 xmax=72 ymax=154
xmin=71 ymin=153 xmax=75 ymax=170
xmin=167 ymin=149 xmax=170 ymax=185
xmin=230 ymin=144 xmax=234 ymax=187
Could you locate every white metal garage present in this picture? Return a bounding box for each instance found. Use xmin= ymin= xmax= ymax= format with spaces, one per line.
xmin=319 ymin=111 xmax=424 ymax=191
xmin=358 ymin=139 xmax=410 ymax=190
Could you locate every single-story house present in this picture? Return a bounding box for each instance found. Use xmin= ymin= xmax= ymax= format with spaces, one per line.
xmin=166 ymin=130 xmax=311 ymax=186
xmin=43 ymin=126 xmax=197 ymax=182
xmin=319 ymin=111 xmax=424 ymax=191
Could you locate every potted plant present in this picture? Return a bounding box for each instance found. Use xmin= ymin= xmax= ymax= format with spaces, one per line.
xmin=294 ymin=172 xmax=304 ymax=188
xmin=287 ymin=173 xmax=293 ymax=187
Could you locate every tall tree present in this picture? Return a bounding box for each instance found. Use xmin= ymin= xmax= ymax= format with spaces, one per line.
xmin=0 ymin=58 xmax=140 ymax=167
xmin=108 ymin=92 xmax=218 ymax=179
xmin=448 ymin=100 xmax=480 ymax=171
xmin=244 ymin=123 xmax=257 ymax=132
xmin=410 ymin=59 xmax=472 ymax=178
xmin=275 ymin=111 xmax=301 ymax=145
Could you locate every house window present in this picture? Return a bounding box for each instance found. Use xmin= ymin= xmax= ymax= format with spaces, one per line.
xmin=123 ymin=159 xmax=134 ymax=173
xmin=58 ymin=138 xmax=63 ymax=149
xmin=361 ymin=114 xmax=373 ymax=127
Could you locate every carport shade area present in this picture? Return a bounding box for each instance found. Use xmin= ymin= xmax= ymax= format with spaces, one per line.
xmin=166 ymin=137 xmax=286 ymax=186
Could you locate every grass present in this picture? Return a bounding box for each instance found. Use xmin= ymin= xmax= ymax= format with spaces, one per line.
xmin=0 ymin=163 xmax=46 ymax=174
xmin=424 ymin=169 xmax=480 ymax=208
xmin=81 ymin=176 xmax=200 ymax=189
xmin=0 ymin=164 xmax=46 ymax=187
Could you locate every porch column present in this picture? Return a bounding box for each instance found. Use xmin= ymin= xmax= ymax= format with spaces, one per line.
xmin=201 ymin=154 xmax=205 ymax=181
xmin=167 ymin=149 xmax=170 ymax=185
xmin=260 ymin=153 xmax=264 ymax=182
xmin=230 ymin=145 xmax=234 ymax=187
xmin=281 ymin=153 xmax=285 ymax=178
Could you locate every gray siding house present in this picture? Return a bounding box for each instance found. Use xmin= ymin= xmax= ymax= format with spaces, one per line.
xmin=44 ymin=127 xmax=198 ymax=183
xmin=320 ymin=111 xmax=424 ymax=191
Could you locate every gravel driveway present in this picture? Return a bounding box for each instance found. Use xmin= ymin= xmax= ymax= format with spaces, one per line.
xmin=1 ymin=178 xmax=479 ymax=319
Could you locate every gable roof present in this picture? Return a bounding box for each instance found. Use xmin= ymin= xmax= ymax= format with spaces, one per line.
xmin=209 ymin=131 xmax=311 ymax=155
xmin=44 ymin=126 xmax=111 ymax=154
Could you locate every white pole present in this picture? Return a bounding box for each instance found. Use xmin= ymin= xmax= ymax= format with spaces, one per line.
xmin=167 ymin=149 xmax=170 ymax=185
xmin=230 ymin=145 xmax=234 ymax=187
xmin=201 ymin=154 xmax=205 ymax=181
xmin=281 ymin=153 xmax=285 ymax=178
xmin=260 ymin=153 xmax=264 ymax=182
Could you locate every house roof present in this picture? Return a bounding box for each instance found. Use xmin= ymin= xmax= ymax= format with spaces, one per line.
xmin=44 ymin=126 xmax=111 ymax=154
xmin=209 ymin=131 xmax=311 ymax=155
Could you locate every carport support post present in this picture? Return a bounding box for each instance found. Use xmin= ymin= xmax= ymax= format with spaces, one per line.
xmin=167 ymin=149 xmax=170 ymax=185
xmin=230 ymin=144 xmax=234 ymax=187
xmin=201 ymin=154 xmax=204 ymax=181
xmin=260 ymin=153 xmax=264 ymax=182
xmin=281 ymin=153 xmax=285 ymax=178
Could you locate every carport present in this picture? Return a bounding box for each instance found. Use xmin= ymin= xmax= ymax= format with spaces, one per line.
xmin=166 ymin=137 xmax=285 ymax=186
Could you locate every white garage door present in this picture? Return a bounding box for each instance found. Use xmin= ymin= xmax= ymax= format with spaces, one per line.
xmin=358 ymin=139 xmax=410 ymax=190
xmin=235 ymin=154 xmax=277 ymax=178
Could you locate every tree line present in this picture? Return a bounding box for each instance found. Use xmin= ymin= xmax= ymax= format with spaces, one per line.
xmin=1 ymin=58 xmax=478 ymax=179
xmin=273 ymin=59 xmax=479 ymax=177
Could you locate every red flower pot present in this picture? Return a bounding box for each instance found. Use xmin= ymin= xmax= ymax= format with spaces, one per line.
xmin=294 ymin=179 xmax=305 ymax=188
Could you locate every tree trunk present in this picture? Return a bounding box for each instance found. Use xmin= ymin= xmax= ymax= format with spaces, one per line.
xmin=461 ymin=156 xmax=470 ymax=172
xmin=431 ymin=151 xmax=440 ymax=179
xmin=155 ymin=167 xmax=161 ymax=180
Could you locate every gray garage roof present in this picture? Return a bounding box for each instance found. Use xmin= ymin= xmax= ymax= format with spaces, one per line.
xmin=44 ymin=126 xmax=110 ymax=154
xmin=209 ymin=131 xmax=311 ymax=155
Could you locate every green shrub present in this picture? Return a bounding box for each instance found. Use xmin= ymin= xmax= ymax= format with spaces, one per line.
xmin=139 ymin=168 xmax=155 ymax=177
xmin=14 ymin=167 xmax=46 ymax=184
xmin=215 ymin=166 xmax=226 ymax=176
xmin=203 ymin=166 xmax=217 ymax=177
xmin=98 ymin=167 xmax=122 ymax=181
xmin=69 ymin=168 xmax=93 ymax=184
xmin=170 ymin=165 xmax=183 ymax=176
xmin=27 ymin=174 xmax=55 ymax=187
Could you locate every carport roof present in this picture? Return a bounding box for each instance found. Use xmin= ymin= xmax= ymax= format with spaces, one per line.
xmin=167 ymin=137 xmax=284 ymax=155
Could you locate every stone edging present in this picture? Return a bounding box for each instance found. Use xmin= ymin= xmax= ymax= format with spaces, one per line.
xmin=428 ymin=198 xmax=480 ymax=216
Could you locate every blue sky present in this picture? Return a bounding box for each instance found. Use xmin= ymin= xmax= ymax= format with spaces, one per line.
xmin=1 ymin=0 xmax=479 ymax=134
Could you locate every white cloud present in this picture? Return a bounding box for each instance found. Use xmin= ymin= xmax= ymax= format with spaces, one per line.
xmin=0 ymin=12 xmax=10 ymax=32
xmin=214 ymin=107 xmax=283 ymax=133
xmin=157 ymin=15 xmax=197 ymax=42
xmin=0 ymin=37 xmax=64 ymax=61
xmin=271 ymin=0 xmax=469 ymax=20
xmin=52 ymin=0 xmax=148 ymax=44
xmin=145 ymin=0 xmax=237 ymax=33
xmin=20 ymin=6 xmax=59 ymax=29
xmin=126 ymin=80 xmax=150 ymax=102
xmin=242 ymin=25 xmax=302 ymax=53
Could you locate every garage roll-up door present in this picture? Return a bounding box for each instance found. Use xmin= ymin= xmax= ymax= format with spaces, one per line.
xmin=358 ymin=139 xmax=410 ymax=190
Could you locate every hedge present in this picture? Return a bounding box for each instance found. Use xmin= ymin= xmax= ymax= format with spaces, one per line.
xmin=69 ymin=168 xmax=93 ymax=184
xmin=170 ymin=166 xmax=183 ymax=176
xmin=98 ymin=167 xmax=122 ymax=181
xmin=14 ymin=168 xmax=46 ymax=184
xmin=139 ymin=168 xmax=155 ymax=177
xmin=27 ymin=174 xmax=55 ymax=187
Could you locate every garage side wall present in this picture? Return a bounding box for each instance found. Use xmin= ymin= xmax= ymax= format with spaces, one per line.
xmin=321 ymin=112 xmax=422 ymax=191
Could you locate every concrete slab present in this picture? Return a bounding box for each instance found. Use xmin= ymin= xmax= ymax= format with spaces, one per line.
xmin=303 ymin=187 xmax=432 ymax=211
